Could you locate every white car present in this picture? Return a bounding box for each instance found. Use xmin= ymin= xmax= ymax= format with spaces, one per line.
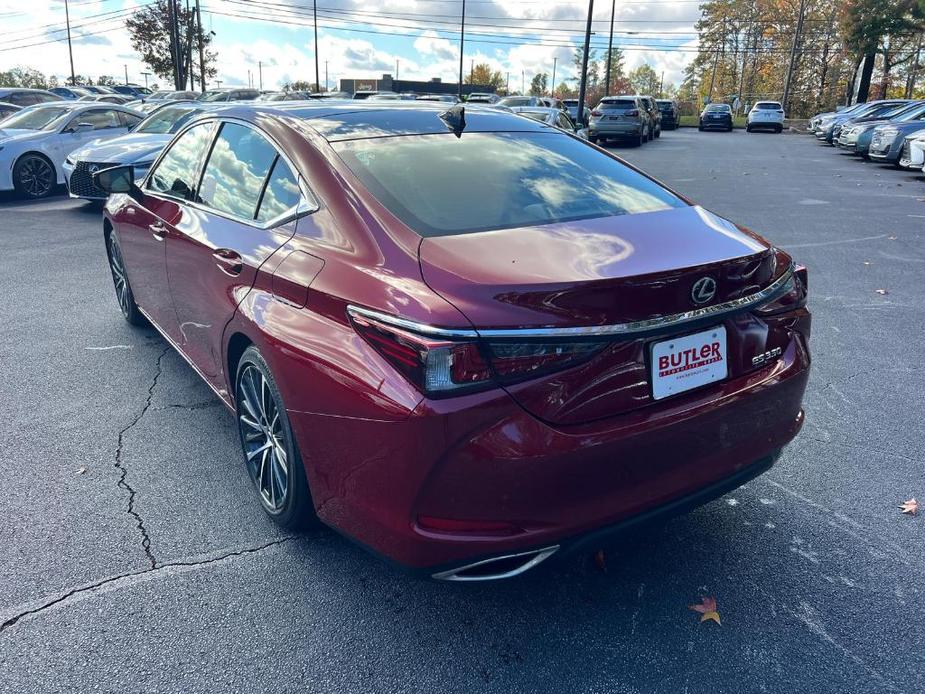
xmin=0 ymin=102 xmax=144 ymax=198
xmin=746 ymin=101 xmax=785 ymax=133
xmin=898 ymin=131 xmax=925 ymax=171
xmin=510 ymin=106 xmax=588 ymax=139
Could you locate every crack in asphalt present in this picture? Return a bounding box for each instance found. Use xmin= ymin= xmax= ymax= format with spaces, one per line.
xmin=114 ymin=346 xmax=170 ymax=570
xmin=0 ymin=537 xmax=297 ymax=635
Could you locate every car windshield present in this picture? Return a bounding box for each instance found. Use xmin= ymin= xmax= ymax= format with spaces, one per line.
xmin=0 ymin=105 xmax=71 ymax=131
xmin=894 ymin=104 xmax=925 ymax=121
xmin=333 ymin=131 xmax=684 ymax=237
xmin=136 ymin=105 xmax=201 ymax=134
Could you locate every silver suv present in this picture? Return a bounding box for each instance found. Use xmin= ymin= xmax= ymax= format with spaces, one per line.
xmin=588 ymin=96 xmax=649 ymax=146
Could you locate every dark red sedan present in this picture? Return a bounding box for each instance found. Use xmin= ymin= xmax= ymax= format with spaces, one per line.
xmin=96 ymin=103 xmax=810 ymax=580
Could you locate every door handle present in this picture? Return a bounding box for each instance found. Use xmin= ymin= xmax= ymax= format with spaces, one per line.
xmin=148 ymin=222 xmax=167 ymax=240
xmin=213 ymin=248 xmax=243 ymax=276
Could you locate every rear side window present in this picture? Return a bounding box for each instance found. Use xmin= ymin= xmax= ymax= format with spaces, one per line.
xmin=256 ymin=158 xmax=301 ymax=223
xmin=148 ymin=122 xmax=214 ymax=200
xmin=334 ymin=131 xmax=683 ymax=237
xmin=199 ymin=122 xmax=277 ymax=219
xmin=599 ymin=99 xmax=636 ymax=109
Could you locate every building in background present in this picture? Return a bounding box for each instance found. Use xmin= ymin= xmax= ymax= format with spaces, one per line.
xmin=339 ymin=73 xmax=495 ymax=96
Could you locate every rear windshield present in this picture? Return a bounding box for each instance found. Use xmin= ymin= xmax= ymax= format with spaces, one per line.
xmin=657 ymin=101 xmax=674 ymax=110
xmin=599 ymin=99 xmax=636 ymax=109
xmin=755 ymin=102 xmax=782 ymax=110
xmin=136 ymin=105 xmax=201 ymax=134
xmin=705 ymin=104 xmax=731 ymax=112
xmin=333 ymin=131 xmax=684 ymax=237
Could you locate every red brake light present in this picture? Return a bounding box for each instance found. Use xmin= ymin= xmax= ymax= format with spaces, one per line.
xmin=591 ymin=109 xmax=602 ymax=117
xmin=349 ymin=309 xmax=607 ymax=396
xmin=754 ymin=266 xmax=808 ymax=316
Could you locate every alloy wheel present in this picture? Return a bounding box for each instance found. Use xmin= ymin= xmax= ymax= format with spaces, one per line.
xmin=18 ymin=156 xmax=54 ymax=198
xmin=237 ymin=364 xmax=290 ymax=512
xmin=108 ymin=235 xmax=131 ymax=318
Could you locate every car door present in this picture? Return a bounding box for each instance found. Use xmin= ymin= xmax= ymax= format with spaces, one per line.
xmin=164 ymin=120 xmax=304 ymax=384
xmin=120 ymin=121 xmax=217 ymax=342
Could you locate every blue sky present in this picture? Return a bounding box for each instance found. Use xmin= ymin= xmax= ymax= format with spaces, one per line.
xmin=0 ymin=1 xmax=702 ymax=91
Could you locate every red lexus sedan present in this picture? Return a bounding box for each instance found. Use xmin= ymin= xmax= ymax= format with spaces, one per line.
xmin=95 ymin=102 xmax=810 ymax=580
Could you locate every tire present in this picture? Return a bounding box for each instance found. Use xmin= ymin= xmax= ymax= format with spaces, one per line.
xmin=746 ymin=124 xmax=752 ymax=133
xmin=106 ymin=231 xmax=147 ymax=327
xmin=637 ymin=132 xmax=645 ymax=147
xmin=698 ymin=123 xmax=704 ymax=131
xmin=12 ymin=153 xmax=56 ymax=199
xmin=235 ymin=346 xmax=314 ymax=530
xmin=589 ymin=135 xmax=598 ymax=144
xmin=654 ymin=127 xmax=661 ymax=139
xmin=775 ymin=125 xmax=783 ymax=133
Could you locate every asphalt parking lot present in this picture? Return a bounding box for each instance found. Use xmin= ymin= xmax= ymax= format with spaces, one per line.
xmin=1 ymin=128 xmax=924 ymax=693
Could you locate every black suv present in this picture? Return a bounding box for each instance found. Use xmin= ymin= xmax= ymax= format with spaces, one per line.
xmin=656 ymin=99 xmax=679 ymax=130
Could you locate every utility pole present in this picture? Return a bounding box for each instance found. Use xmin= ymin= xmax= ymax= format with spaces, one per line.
xmin=521 ymin=70 xmax=525 ymax=95
xmin=506 ymin=71 xmax=510 ymax=94
xmin=124 ymin=64 xmax=129 ymax=85
xmin=457 ymin=0 xmax=466 ymax=99
xmin=905 ymin=32 xmax=923 ymax=98
xmin=782 ymin=0 xmax=807 ymax=111
xmin=167 ymin=0 xmax=181 ymax=89
xmin=470 ymin=59 xmax=474 ymax=84
xmin=605 ymin=0 xmax=615 ymax=96
xmin=185 ymin=0 xmax=195 ymax=90
xmin=396 ymin=58 xmax=399 ymax=80
xmin=659 ymin=71 xmax=664 ymax=97
xmin=141 ymin=72 xmax=150 ymax=89
xmin=248 ymin=69 xmax=251 ymax=88
xmin=325 ymin=60 xmax=329 ymax=92
xmin=259 ymin=61 xmax=263 ymax=90
xmin=577 ymin=0 xmax=594 ymax=124
xmin=551 ymin=57 xmax=557 ymax=97
xmin=195 ymin=0 xmax=206 ymax=92
xmin=707 ymin=24 xmax=721 ymax=103
xmin=64 ymin=0 xmax=76 ymax=86
xmin=313 ymin=0 xmax=320 ymax=92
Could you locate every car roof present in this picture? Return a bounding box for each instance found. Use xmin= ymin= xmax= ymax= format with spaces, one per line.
xmin=189 ymin=101 xmax=550 ymax=142
xmin=0 ymin=87 xmax=57 ymax=95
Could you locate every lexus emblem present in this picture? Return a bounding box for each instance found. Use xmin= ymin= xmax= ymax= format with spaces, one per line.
xmin=88 ymin=164 xmax=100 ymax=174
xmin=691 ymin=277 xmax=717 ymax=305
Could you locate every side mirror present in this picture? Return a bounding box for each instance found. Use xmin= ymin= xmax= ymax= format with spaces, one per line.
xmin=93 ymin=165 xmax=139 ymax=199
xmin=66 ymin=122 xmax=94 ymax=134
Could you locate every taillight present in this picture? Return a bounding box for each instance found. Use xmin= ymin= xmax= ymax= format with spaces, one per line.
xmin=349 ymin=308 xmax=606 ymax=396
xmin=754 ymin=265 xmax=808 ymax=315
xmin=591 ymin=109 xmax=602 ymax=117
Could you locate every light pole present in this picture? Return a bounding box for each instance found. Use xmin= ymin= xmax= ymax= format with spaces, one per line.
xmin=258 ymin=61 xmax=263 ymax=90
xmin=605 ymin=0 xmax=615 ymax=96
xmin=577 ymin=0 xmax=594 ymax=126
xmin=457 ymin=0 xmax=466 ymax=99
xmin=325 ymin=60 xmax=329 ymax=92
xmin=551 ymin=57 xmax=557 ymax=97
xmin=141 ymin=72 xmax=151 ymax=89
xmin=64 ymin=0 xmax=76 ymax=86
xmin=124 ymin=64 xmax=129 ymax=85
xmin=313 ymin=0 xmax=320 ymax=92
xmin=521 ymin=70 xmax=524 ymax=95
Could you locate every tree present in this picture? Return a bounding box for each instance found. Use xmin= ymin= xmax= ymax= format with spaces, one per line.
xmin=469 ymin=62 xmax=505 ymax=89
xmin=0 ymin=67 xmax=50 ymax=88
xmin=282 ymin=80 xmax=321 ymax=92
xmin=529 ymin=72 xmax=549 ymax=95
xmin=97 ymin=75 xmax=116 ymax=86
xmin=66 ymin=74 xmax=93 ymax=86
xmin=629 ymin=64 xmax=661 ymax=95
xmin=602 ymin=47 xmax=629 ymax=94
xmin=126 ymin=0 xmax=218 ymax=89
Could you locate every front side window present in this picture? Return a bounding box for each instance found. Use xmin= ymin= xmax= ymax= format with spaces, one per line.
xmin=334 ymin=131 xmax=684 ymax=237
xmin=256 ymin=158 xmax=302 ymax=223
xmin=68 ymin=109 xmax=122 ymax=130
xmin=147 ymin=122 xmax=214 ymax=199
xmin=198 ymin=122 xmax=277 ymax=219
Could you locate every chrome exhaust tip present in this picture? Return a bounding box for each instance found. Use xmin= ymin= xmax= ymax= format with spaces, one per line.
xmin=432 ymin=545 xmax=559 ymax=582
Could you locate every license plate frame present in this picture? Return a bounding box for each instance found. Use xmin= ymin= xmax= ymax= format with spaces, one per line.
xmin=649 ymin=326 xmax=728 ymax=401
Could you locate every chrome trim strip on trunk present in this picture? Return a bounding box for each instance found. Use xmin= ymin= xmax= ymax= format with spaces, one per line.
xmin=432 ymin=546 xmax=560 ymax=581
xmin=347 ymin=264 xmax=795 ymax=341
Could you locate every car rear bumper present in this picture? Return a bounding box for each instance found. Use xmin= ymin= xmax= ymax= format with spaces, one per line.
xmin=700 ymin=120 xmax=732 ymax=130
xmin=290 ymin=319 xmax=811 ymax=576
xmin=589 ymin=122 xmax=642 ymax=137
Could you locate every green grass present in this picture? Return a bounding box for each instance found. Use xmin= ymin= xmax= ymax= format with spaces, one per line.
xmin=678 ymin=115 xmax=747 ymax=129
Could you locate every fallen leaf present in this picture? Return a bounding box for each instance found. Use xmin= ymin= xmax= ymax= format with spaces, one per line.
xmin=900 ymin=498 xmax=918 ymax=515
xmin=594 ymin=549 xmax=607 ymax=572
xmin=689 ymin=596 xmax=721 ymax=625
xmin=76 ymin=467 xmax=87 ymax=475
xmin=888 ymin=235 xmax=898 ymax=240
xmin=875 ymin=289 xmax=889 ymax=295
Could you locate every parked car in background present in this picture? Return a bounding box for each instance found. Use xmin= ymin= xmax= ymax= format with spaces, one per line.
xmin=0 ymin=102 xmax=143 ymax=198
xmin=0 ymin=88 xmax=63 ymax=107
xmin=510 ymin=106 xmax=588 ymax=139
xmin=78 ymin=94 xmax=135 ymax=105
xmin=466 ymin=92 xmax=498 ymax=103
xmin=352 ymin=90 xmax=395 ymax=100
xmin=589 ymin=96 xmax=650 ymax=145
xmin=0 ymin=102 xmax=22 ymax=121
xmin=699 ymin=103 xmax=733 ymax=132
xmin=111 ymin=85 xmax=151 ymax=98
xmin=78 ymin=85 xmax=118 ymax=95
xmin=366 ymin=93 xmax=405 ymax=101
xmin=63 ymin=101 xmax=214 ymax=201
xmin=563 ymin=99 xmax=590 ymax=125
xmin=868 ymin=107 xmax=925 ymax=166
xmin=638 ymin=95 xmax=661 ymax=139
xmin=257 ymin=91 xmax=313 ymax=101
xmin=746 ymin=101 xmax=785 ymax=132
xmin=199 ymin=88 xmax=260 ymax=102
xmin=498 ymin=95 xmax=546 ymax=108
xmin=146 ymin=89 xmax=200 ymax=102
xmin=656 ymin=99 xmax=679 ymax=130
xmin=416 ymin=94 xmax=460 ymax=103
xmin=898 ymin=130 xmax=925 ymax=171
xmin=815 ymin=100 xmax=909 ymax=144
xmin=95 ymin=102 xmax=809 ymax=580
xmin=837 ymin=101 xmax=925 ymax=157
xmin=49 ymin=86 xmax=93 ymax=100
